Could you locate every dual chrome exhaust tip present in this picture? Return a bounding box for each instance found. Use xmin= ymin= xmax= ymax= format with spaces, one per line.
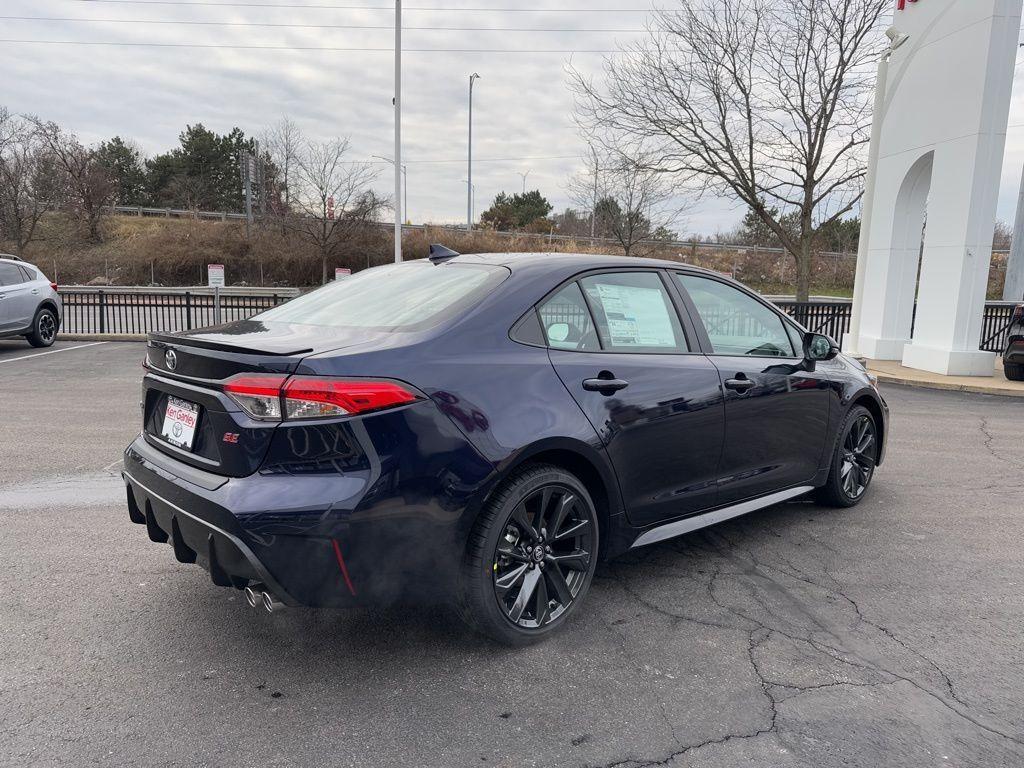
xmin=243 ymin=584 xmax=280 ymax=613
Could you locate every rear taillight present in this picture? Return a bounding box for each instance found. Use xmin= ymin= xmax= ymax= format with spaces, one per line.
xmin=282 ymin=377 xmax=418 ymax=419
xmin=50 ymin=282 xmax=58 ymax=292
xmin=223 ymin=374 xmax=288 ymax=419
xmin=223 ymin=374 xmax=419 ymax=421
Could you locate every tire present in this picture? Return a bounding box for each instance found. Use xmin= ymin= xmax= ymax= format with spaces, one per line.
xmin=458 ymin=464 xmax=600 ymax=646
xmin=816 ymin=405 xmax=879 ymax=508
xmin=26 ymin=307 xmax=57 ymax=348
xmin=1005 ymin=362 xmax=1024 ymax=382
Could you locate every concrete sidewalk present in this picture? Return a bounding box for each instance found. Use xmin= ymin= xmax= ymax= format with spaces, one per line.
xmin=867 ymin=357 xmax=1024 ymax=398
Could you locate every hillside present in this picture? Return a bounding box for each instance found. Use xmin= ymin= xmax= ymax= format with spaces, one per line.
xmin=18 ymin=212 xmax=1014 ymax=299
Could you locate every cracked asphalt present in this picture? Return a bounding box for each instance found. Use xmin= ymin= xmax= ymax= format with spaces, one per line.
xmin=1 ymin=340 xmax=1022 ymax=767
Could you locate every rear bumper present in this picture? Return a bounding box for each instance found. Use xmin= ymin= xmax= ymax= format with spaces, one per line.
xmin=123 ymin=436 xmax=363 ymax=608
xmin=122 ymin=395 xmax=497 ymax=607
xmin=124 ymin=468 xmax=304 ymax=605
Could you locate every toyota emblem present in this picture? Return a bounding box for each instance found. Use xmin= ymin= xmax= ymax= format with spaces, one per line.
xmin=165 ymin=349 xmax=177 ymax=371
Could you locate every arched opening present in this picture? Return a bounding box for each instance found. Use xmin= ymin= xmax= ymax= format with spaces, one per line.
xmin=887 ymin=151 xmax=934 ymax=346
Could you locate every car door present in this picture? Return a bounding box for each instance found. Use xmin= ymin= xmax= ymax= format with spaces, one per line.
xmin=672 ymin=273 xmax=831 ymax=505
xmin=540 ymin=270 xmax=725 ymax=528
xmin=0 ymin=262 xmax=34 ymax=333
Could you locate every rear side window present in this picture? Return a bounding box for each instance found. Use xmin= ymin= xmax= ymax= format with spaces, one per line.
xmin=254 ymin=262 xmax=507 ymax=331
xmin=538 ymin=283 xmax=600 ymax=350
xmin=580 ymin=272 xmax=688 ymax=352
xmin=0 ymin=263 xmax=25 ymax=286
xmin=676 ymin=274 xmax=795 ymax=357
xmin=18 ymin=265 xmax=35 ymax=281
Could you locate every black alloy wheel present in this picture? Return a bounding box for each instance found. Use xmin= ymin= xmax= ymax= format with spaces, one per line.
xmin=840 ymin=413 xmax=876 ymax=499
xmin=493 ymin=484 xmax=594 ymax=629
xmin=459 ymin=465 xmax=599 ymax=645
xmin=817 ymin=405 xmax=878 ymax=508
xmin=27 ymin=308 xmax=57 ymax=348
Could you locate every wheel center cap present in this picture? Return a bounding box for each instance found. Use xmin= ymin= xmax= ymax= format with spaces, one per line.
xmin=532 ymin=546 xmax=545 ymax=563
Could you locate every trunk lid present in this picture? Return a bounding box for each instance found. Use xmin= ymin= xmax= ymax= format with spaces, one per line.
xmin=142 ymin=321 xmax=390 ymax=476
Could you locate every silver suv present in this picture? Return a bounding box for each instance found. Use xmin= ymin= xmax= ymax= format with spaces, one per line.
xmin=0 ymin=256 xmax=62 ymax=347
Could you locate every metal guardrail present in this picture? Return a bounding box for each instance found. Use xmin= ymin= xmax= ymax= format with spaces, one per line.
xmin=56 ymin=287 xmax=1016 ymax=353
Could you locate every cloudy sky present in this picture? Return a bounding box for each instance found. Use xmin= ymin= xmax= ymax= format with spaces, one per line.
xmin=2 ymin=0 xmax=1024 ymax=237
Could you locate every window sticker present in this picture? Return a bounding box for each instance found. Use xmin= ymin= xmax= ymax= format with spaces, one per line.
xmin=591 ymin=283 xmax=676 ymax=347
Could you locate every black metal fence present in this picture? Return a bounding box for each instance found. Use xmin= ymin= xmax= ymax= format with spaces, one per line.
xmin=775 ymin=300 xmax=1015 ymax=354
xmin=57 ymin=288 xmax=1016 ymax=353
xmin=978 ymin=303 xmax=1018 ymax=353
xmin=775 ymin=301 xmax=853 ymax=342
xmin=59 ymin=290 xmax=293 ymax=335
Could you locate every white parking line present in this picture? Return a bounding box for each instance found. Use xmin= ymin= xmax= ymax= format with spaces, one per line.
xmin=0 ymin=341 xmax=107 ymax=365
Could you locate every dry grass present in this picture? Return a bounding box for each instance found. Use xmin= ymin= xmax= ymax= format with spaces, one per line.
xmin=2 ymin=213 xmax=1006 ymax=298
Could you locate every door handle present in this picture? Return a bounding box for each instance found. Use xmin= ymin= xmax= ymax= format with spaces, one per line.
xmin=583 ymin=376 xmax=629 ymax=393
xmin=724 ymin=377 xmax=755 ymax=394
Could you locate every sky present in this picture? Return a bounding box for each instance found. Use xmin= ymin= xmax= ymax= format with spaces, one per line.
xmin=1 ymin=0 xmax=1024 ymax=238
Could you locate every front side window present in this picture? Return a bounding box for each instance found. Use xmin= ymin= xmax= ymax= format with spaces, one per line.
xmin=676 ymin=274 xmax=795 ymax=357
xmin=255 ymin=262 xmax=507 ymax=331
xmin=580 ymin=272 xmax=688 ymax=352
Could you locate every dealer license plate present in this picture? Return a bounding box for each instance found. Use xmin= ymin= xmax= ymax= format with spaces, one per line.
xmin=161 ymin=396 xmax=200 ymax=450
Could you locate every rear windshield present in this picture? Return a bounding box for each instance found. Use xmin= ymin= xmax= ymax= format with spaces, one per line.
xmin=254 ymin=261 xmax=508 ymax=331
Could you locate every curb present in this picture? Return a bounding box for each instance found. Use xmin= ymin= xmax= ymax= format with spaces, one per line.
xmin=62 ymin=334 xmax=147 ymax=342
xmin=874 ymin=372 xmax=1024 ymax=398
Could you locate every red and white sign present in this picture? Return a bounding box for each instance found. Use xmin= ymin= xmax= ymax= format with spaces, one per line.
xmin=335 ymin=268 xmax=352 ymax=280
xmin=327 ymin=196 xmax=336 ymax=220
xmin=161 ymin=396 xmax=199 ymax=450
xmin=207 ymin=263 xmax=225 ymax=287
xmin=896 ymin=0 xmax=920 ymax=9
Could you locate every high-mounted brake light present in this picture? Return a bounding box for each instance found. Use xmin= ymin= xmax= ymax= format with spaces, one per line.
xmin=222 ymin=374 xmax=419 ymax=421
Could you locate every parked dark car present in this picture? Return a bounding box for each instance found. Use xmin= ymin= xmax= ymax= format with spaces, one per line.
xmin=0 ymin=255 xmax=62 ymax=347
xmin=1004 ymin=303 xmax=1024 ymax=381
xmin=123 ymin=252 xmax=888 ymax=644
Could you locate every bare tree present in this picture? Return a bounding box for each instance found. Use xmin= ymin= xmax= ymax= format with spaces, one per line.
xmin=572 ymin=0 xmax=889 ymax=300
xmin=32 ymin=118 xmax=116 ymax=242
xmin=0 ymin=109 xmax=60 ymax=256
xmin=568 ymin=154 xmax=682 ymax=257
xmin=284 ymin=137 xmax=385 ymax=283
xmin=263 ymin=117 xmax=303 ymax=212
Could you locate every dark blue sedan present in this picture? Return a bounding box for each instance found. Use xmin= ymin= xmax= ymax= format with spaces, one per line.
xmin=123 ymin=251 xmax=888 ymax=644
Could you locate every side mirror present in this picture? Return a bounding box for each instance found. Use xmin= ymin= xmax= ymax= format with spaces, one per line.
xmin=804 ymin=332 xmax=839 ymax=362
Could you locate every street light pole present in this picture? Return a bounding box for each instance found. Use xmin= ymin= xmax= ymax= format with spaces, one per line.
xmin=467 ymin=72 xmax=480 ymax=231
xmin=393 ymin=0 xmax=403 ymax=262
xmin=374 ymin=155 xmax=409 ymax=224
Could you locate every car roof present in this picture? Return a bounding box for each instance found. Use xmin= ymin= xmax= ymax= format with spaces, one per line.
xmin=440 ymin=251 xmax=724 ymax=276
xmin=0 ymin=255 xmax=35 ymax=269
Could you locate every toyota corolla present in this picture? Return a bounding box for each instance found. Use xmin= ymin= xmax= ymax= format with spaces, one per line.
xmin=123 ymin=251 xmax=888 ymax=644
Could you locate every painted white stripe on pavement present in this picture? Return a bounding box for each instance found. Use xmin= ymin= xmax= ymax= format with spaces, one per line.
xmin=0 ymin=341 xmax=106 ymax=365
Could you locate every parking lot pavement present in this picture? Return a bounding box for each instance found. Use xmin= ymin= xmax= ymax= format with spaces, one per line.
xmin=1 ymin=344 xmax=1023 ymax=768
